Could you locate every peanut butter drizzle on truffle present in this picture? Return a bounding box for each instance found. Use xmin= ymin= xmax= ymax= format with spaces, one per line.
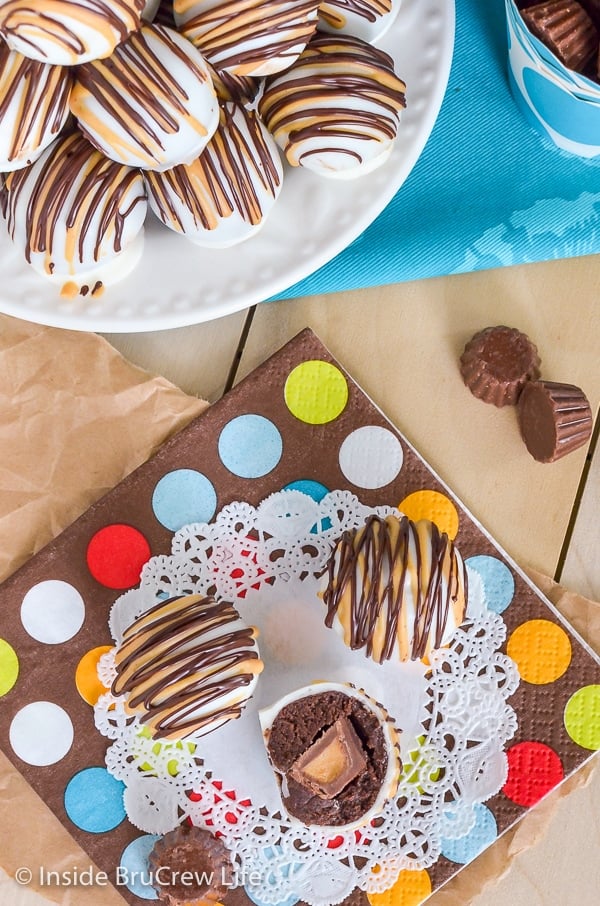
xmin=0 ymin=0 xmax=144 ymax=62
xmin=177 ymin=0 xmax=320 ymax=75
xmin=145 ymin=105 xmax=281 ymax=231
xmin=112 ymin=594 xmax=263 ymax=740
xmin=323 ymin=514 xmax=467 ymax=662
xmin=319 ymin=0 xmax=392 ymax=29
xmin=70 ymin=25 xmax=213 ymax=167
xmin=0 ymin=43 xmax=72 ymax=163
xmin=258 ymin=34 xmax=406 ymax=167
xmin=3 ymin=131 xmax=145 ymax=273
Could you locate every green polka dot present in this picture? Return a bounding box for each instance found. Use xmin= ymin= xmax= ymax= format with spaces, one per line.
xmin=284 ymin=360 xmax=348 ymax=425
xmin=0 ymin=639 xmax=19 ymax=696
xmin=564 ymin=685 xmax=600 ymax=750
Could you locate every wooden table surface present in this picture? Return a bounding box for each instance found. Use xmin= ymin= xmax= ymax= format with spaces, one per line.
xmin=2 ymin=254 xmax=599 ymax=905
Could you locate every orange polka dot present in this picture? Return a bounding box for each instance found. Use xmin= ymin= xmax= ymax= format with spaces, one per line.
xmin=398 ymin=490 xmax=459 ymax=540
xmin=506 ymin=619 xmax=571 ymax=684
xmin=75 ymin=645 xmax=113 ymax=705
xmin=367 ymin=868 xmax=432 ymax=906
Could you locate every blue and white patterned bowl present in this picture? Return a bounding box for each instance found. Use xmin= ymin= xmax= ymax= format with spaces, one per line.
xmin=506 ymin=0 xmax=600 ymax=157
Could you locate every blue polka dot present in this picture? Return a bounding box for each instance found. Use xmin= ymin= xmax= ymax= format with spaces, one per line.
xmin=283 ymin=479 xmax=329 ymax=502
xmin=245 ymin=845 xmax=301 ymax=906
xmin=64 ymin=767 xmax=126 ymax=833
xmin=218 ymin=415 xmax=283 ymax=479
xmin=152 ymin=470 xmax=217 ymax=532
xmin=466 ymin=555 xmax=515 ymax=614
xmin=283 ymin=480 xmax=331 ymax=532
xmin=441 ymin=803 xmax=497 ymax=864
xmin=119 ymin=835 xmax=161 ymax=899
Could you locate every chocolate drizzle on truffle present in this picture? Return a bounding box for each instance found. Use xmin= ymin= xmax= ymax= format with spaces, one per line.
xmin=0 ymin=43 xmax=72 ymax=167
xmin=323 ymin=514 xmax=468 ymax=662
xmin=3 ymin=131 xmax=146 ymax=270
xmin=319 ymin=0 xmax=392 ymax=29
xmin=70 ymin=24 xmax=217 ymax=169
xmin=112 ymin=593 xmax=264 ymax=740
xmin=258 ymin=34 xmax=406 ymax=171
xmin=175 ymin=0 xmax=321 ymax=76
xmin=145 ymin=103 xmax=282 ymax=235
xmin=0 ymin=0 xmax=145 ymax=64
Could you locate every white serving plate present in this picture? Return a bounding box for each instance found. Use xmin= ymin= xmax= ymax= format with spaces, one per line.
xmin=0 ymin=0 xmax=455 ymax=332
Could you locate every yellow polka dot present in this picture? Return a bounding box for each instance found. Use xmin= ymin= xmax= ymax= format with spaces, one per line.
xmin=398 ymin=490 xmax=459 ymax=540
xmin=284 ymin=360 xmax=348 ymax=424
xmin=0 ymin=639 xmax=19 ymax=697
xmin=507 ymin=620 xmax=571 ymax=684
xmin=564 ymin=685 xmax=600 ymax=750
xmin=75 ymin=645 xmax=113 ymax=705
xmin=367 ymin=868 xmax=432 ymax=906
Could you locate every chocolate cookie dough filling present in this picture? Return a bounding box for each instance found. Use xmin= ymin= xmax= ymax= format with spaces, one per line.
xmin=260 ymin=682 xmax=401 ymax=828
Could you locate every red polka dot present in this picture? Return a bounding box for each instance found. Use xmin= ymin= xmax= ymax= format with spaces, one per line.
xmin=86 ymin=524 xmax=151 ymax=589
xmin=503 ymin=741 xmax=564 ymax=806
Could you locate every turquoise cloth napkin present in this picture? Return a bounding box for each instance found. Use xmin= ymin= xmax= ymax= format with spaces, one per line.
xmin=275 ymin=0 xmax=600 ymax=299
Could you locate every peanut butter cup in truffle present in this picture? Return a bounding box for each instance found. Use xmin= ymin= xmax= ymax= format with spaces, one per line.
xmin=260 ymin=682 xmax=400 ymax=829
xmin=518 ymin=380 xmax=593 ymax=462
xmin=460 ymin=325 xmax=541 ymax=407
xmin=149 ymin=825 xmax=233 ymax=905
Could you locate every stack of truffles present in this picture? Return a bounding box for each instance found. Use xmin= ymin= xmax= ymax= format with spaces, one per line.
xmin=0 ymin=0 xmax=406 ymax=297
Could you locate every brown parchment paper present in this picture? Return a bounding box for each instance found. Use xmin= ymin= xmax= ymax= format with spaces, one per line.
xmin=0 ymin=313 xmax=597 ymax=906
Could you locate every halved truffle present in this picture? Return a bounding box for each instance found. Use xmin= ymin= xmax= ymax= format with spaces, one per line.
xmin=260 ymin=682 xmax=401 ymax=828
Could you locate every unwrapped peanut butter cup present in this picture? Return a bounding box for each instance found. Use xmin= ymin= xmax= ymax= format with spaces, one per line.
xmin=460 ymin=325 xmax=541 ymax=407
xmin=518 ymin=380 xmax=593 ymax=462
xmin=520 ymin=0 xmax=598 ymax=73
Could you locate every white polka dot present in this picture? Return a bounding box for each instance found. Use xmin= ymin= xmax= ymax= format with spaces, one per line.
xmin=10 ymin=702 xmax=74 ymax=766
xmin=21 ymin=580 xmax=85 ymax=644
xmin=338 ymin=426 xmax=404 ymax=489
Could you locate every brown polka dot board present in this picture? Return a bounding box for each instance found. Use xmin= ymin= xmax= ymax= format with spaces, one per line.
xmin=0 ymin=328 xmax=598 ymax=906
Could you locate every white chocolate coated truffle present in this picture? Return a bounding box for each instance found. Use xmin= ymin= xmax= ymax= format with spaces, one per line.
xmin=2 ymin=132 xmax=147 ymax=295
xmin=112 ymin=594 xmax=264 ymax=740
xmin=0 ymin=0 xmax=144 ymax=65
xmin=318 ymin=0 xmax=400 ymax=43
xmin=174 ymin=0 xmax=320 ymax=77
xmin=0 ymin=42 xmax=72 ymax=171
xmin=258 ymin=33 xmax=406 ymax=179
xmin=70 ymin=24 xmax=219 ymax=171
xmin=145 ymin=103 xmax=283 ymax=248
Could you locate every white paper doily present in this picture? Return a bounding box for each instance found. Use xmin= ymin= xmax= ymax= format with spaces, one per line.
xmin=95 ymin=490 xmax=519 ymax=906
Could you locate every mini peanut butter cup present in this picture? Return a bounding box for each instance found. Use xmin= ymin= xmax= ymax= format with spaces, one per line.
xmin=518 ymin=380 xmax=593 ymax=462
xmin=460 ymin=325 xmax=541 ymax=407
xmin=149 ymin=825 xmax=233 ymax=905
xmin=521 ymin=0 xmax=598 ymax=73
